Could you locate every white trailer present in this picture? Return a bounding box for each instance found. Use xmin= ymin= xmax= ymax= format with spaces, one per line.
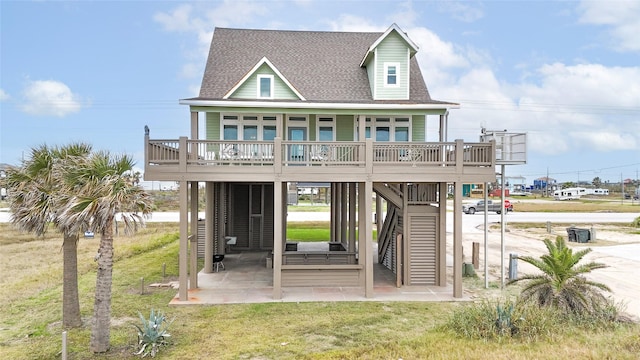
xmin=554 ymin=187 xmax=585 ymax=200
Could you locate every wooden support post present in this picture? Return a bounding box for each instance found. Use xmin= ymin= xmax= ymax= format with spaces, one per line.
xmin=178 ymin=181 xmax=189 ymax=301
xmin=472 ymin=242 xmax=479 ymax=269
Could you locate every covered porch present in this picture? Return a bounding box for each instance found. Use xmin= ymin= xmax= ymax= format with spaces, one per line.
xmin=170 ymin=244 xmax=464 ymax=305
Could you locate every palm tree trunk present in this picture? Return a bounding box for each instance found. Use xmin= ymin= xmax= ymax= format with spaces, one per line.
xmin=63 ymin=233 xmax=82 ymax=328
xmin=90 ymin=219 xmax=114 ymax=353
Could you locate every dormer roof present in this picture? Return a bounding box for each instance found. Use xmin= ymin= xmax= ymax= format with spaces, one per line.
xmin=359 ymin=23 xmax=419 ymax=67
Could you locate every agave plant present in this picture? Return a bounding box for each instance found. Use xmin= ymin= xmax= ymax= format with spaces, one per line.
xmin=133 ymin=309 xmax=173 ymax=358
xmin=509 ymin=236 xmax=610 ymax=315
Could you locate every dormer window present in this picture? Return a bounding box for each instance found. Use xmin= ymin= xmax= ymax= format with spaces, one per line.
xmin=257 ymin=75 xmax=274 ymax=99
xmin=384 ymin=63 xmax=399 ymax=87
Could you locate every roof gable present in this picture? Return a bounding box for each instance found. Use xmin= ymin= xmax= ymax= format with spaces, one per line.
xmin=360 ymin=24 xmax=418 ymax=67
xmin=196 ymin=26 xmax=445 ymax=105
xmin=224 ymin=57 xmax=305 ymax=100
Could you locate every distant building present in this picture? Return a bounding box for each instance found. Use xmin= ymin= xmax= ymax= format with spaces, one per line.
xmin=533 ymin=176 xmax=556 ymax=191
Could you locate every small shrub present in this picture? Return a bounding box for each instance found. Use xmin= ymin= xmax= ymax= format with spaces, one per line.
xmin=133 ymin=309 xmax=173 ymax=358
xmin=442 ymin=298 xmax=563 ymax=341
xmin=631 ymin=216 xmax=640 ymax=228
xmin=495 ymin=303 xmax=522 ymax=336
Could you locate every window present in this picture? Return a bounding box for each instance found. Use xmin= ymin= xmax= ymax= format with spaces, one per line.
xmin=223 ymin=125 xmax=238 ymax=140
xmin=257 ymin=75 xmax=274 ymax=99
xmin=221 ymin=113 xmax=281 ymax=141
xmin=355 ymin=116 xmax=412 ymax=141
xmin=317 ymin=117 xmax=335 ymax=142
xmin=384 ymin=63 xmax=399 ymax=87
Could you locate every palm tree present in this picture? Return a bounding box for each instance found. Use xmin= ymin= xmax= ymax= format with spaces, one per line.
xmin=59 ymin=151 xmax=152 ymax=353
xmin=6 ymin=143 xmax=92 ymax=328
xmin=509 ymin=236 xmax=611 ymax=315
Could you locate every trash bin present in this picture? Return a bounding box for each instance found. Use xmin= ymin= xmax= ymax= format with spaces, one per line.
xmin=566 ymin=227 xmax=590 ymax=243
xmin=574 ymin=228 xmax=591 ymax=243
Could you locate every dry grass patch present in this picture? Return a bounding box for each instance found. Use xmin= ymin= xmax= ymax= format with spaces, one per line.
xmin=508 ymin=199 xmax=639 ymax=213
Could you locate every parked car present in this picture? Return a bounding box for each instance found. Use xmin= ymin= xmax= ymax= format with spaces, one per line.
xmin=462 ymin=199 xmax=512 ymax=214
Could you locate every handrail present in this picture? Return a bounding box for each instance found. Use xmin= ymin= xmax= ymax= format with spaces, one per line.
xmin=146 ymin=138 xmax=494 ymax=169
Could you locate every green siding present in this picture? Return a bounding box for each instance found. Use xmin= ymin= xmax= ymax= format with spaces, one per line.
xmin=336 ymin=115 xmax=354 ymax=141
xmin=412 ymin=115 xmax=425 ymax=142
xmin=375 ymin=31 xmax=410 ymax=100
xmin=309 ymin=114 xmax=317 ymax=141
xmin=206 ymin=112 xmax=220 ymax=140
xmin=366 ymin=58 xmax=376 ymax=98
xmin=230 ymin=63 xmax=299 ymax=100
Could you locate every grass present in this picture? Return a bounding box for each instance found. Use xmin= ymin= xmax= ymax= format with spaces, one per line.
xmin=1 ymin=222 xmax=639 ymax=359
xmin=507 ymin=198 xmax=639 ymax=213
xmin=286 ymin=221 xmax=378 ymax=242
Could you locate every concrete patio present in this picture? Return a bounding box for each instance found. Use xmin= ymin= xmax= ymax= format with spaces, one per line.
xmin=169 ymin=242 xmax=465 ymax=305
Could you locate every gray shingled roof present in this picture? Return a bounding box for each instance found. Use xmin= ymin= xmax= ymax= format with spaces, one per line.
xmin=194 ymin=27 xmax=452 ymax=105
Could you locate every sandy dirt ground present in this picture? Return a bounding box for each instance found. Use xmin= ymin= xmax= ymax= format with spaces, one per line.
xmin=457 ymin=224 xmax=640 ymax=320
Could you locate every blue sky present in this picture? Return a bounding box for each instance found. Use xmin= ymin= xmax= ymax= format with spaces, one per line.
xmin=1 ymin=0 xmax=639 ymax=186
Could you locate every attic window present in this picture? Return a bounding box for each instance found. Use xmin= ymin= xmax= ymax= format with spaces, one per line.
xmin=384 ymin=63 xmax=399 ymax=87
xmin=257 ymin=75 xmax=274 ymax=99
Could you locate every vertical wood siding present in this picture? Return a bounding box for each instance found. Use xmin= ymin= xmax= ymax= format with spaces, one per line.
xmin=336 ymin=114 xmax=354 ymax=141
xmin=412 ymin=114 xmax=425 ymax=142
xmin=206 ymin=112 xmax=220 ymax=140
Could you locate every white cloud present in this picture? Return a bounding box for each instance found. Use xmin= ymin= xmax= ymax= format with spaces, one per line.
xmin=578 ymin=0 xmax=640 ymax=52
xmin=326 ymin=15 xmax=386 ymax=32
xmin=438 ymin=1 xmax=484 ymax=23
xmin=20 ymin=80 xmax=82 ymax=117
xmin=154 ymin=0 xmax=269 ymax=83
xmin=0 ymin=89 xmax=9 ymax=101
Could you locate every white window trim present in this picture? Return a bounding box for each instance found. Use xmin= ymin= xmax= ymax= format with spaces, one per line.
xmin=384 ymin=62 xmax=400 ymax=88
xmin=317 ymin=116 xmax=336 ymax=142
xmin=257 ymin=74 xmax=274 ymax=99
xmin=221 ymin=113 xmax=281 ymax=140
xmin=354 ymin=115 xmax=412 ymax=141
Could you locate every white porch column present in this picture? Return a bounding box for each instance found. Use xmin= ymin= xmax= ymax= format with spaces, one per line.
xmin=189 ymin=181 xmax=198 ymax=289
xmin=453 ymin=181 xmax=463 ymax=298
xmin=178 ymin=180 xmax=189 ymax=301
xmin=273 ymin=179 xmax=283 ymax=299
xmin=204 ymin=182 xmax=214 ymax=273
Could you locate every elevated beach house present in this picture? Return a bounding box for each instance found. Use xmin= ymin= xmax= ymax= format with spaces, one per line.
xmin=144 ymin=24 xmax=496 ymax=301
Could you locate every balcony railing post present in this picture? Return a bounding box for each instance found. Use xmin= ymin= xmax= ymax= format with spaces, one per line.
xmin=179 ymin=136 xmax=188 ymax=172
xmin=455 ymin=139 xmax=464 ymax=174
xmin=274 ymin=137 xmax=282 ymax=174
xmin=365 ymin=139 xmax=373 ymax=173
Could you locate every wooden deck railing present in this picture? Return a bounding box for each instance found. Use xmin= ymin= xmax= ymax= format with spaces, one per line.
xmin=146 ymin=137 xmax=494 ymax=169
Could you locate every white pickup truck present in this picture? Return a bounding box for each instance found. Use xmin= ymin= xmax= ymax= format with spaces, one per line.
xmin=462 ymin=200 xmax=512 ymax=214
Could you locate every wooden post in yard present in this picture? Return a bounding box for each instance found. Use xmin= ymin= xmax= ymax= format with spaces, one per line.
xmin=472 ymin=242 xmax=479 ymax=269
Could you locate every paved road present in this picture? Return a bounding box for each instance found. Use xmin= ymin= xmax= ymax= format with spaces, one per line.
xmin=2 ymin=209 xmax=635 ymax=226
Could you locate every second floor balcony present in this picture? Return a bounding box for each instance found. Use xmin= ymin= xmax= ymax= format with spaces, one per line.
xmin=144 ymin=136 xmax=496 ymax=183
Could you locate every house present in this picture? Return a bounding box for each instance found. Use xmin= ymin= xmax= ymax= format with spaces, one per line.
xmin=144 ymin=24 xmax=496 ymax=302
